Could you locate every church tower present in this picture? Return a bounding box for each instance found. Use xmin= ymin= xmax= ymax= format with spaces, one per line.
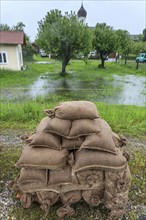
xmin=77 ymin=1 xmax=87 ymax=22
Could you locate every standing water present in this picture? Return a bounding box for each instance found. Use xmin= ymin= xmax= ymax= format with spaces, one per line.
xmin=0 ymin=74 xmax=145 ymax=106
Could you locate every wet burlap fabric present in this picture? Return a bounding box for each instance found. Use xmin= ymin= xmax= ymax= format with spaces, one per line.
xmin=10 ymin=101 xmax=131 ymax=219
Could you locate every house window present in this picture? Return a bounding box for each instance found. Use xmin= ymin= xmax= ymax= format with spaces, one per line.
xmin=0 ymin=52 xmax=8 ymax=64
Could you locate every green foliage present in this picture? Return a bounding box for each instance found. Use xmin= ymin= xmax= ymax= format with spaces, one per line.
xmin=132 ymin=41 xmax=146 ymax=55
xmin=36 ymin=10 xmax=93 ymax=74
xmin=12 ymin=22 xmax=25 ymax=32
xmin=116 ymin=29 xmax=133 ymax=65
xmin=93 ymin=23 xmax=118 ymax=68
xmin=22 ymin=43 xmax=37 ymax=61
xmin=0 ymin=23 xmax=11 ymax=30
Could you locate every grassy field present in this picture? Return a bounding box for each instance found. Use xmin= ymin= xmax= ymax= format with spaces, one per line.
xmin=0 ymin=55 xmax=145 ymax=88
xmin=0 ymin=56 xmax=146 ymax=220
xmin=0 ymin=100 xmax=145 ymax=137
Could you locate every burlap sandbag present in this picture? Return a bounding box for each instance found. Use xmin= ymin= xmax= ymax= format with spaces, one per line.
xmin=20 ymin=193 xmax=33 ymax=208
xmin=112 ymin=132 xmax=127 ymax=148
xmin=62 ymin=136 xmax=85 ymax=150
xmin=35 ymin=117 xmax=50 ymax=133
xmin=25 ymin=117 xmax=51 ymax=143
xmin=28 ymin=132 xmax=61 ymax=150
xmin=104 ymin=166 xmax=131 ymax=219
xmin=73 ymin=149 xmax=127 ymax=173
xmin=105 ymin=165 xmax=132 ymax=195
xmin=44 ymin=117 xmax=72 ymax=137
xmin=17 ymin=168 xmax=48 ymax=185
xmin=60 ymin=183 xmax=92 ymax=193
xmin=76 ymin=169 xmax=104 ymax=187
xmin=82 ymin=189 xmax=104 ymax=206
xmin=69 ymin=118 xmax=101 ymax=138
xmin=48 ymin=165 xmax=72 ymax=185
xmin=16 ymin=146 xmax=69 ymax=170
xmin=57 ymin=204 xmax=75 ymax=218
xmin=18 ymin=181 xmax=60 ymax=193
xmin=18 ymin=181 xmax=46 ymax=193
xmin=45 ymin=101 xmax=99 ymax=120
xmin=36 ymin=191 xmax=59 ymax=213
xmin=60 ymin=190 xmax=82 ymax=205
xmin=104 ymin=189 xmax=129 ymax=211
xmin=80 ymin=119 xmax=117 ymax=154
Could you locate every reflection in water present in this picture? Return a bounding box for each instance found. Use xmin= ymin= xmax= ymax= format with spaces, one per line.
xmin=0 ymin=74 xmax=145 ymax=106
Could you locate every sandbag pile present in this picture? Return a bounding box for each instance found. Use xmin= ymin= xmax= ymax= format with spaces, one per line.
xmin=10 ymin=101 xmax=131 ymax=219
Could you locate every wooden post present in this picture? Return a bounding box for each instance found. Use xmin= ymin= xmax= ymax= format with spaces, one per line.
xmin=136 ymin=61 xmax=139 ymax=69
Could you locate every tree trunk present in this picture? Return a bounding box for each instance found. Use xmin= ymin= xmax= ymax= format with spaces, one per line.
xmin=124 ymin=55 xmax=128 ymax=65
xmin=98 ymin=59 xmax=105 ymax=68
xmin=61 ymin=59 xmax=68 ymax=76
xmin=98 ymin=52 xmax=105 ymax=68
xmin=101 ymin=58 xmax=105 ymax=68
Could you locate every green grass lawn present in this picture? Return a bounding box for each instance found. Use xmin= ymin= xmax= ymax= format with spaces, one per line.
xmin=0 ymin=55 xmax=145 ymax=88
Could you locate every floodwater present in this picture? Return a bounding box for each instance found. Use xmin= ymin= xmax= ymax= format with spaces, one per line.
xmin=0 ymin=74 xmax=145 ymax=106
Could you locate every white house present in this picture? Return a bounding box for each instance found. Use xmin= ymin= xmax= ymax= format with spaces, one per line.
xmin=0 ymin=31 xmax=25 ymax=71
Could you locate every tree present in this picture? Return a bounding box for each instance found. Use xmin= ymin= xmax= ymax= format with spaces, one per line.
xmin=0 ymin=23 xmax=11 ymax=30
xmin=12 ymin=22 xmax=26 ymax=32
xmin=93 ymin=23 xmax=118 ymax=68
xmin=36 ymin=9 xmax=93 ymax=75
xmin=116 ymin=29 xmax=133 ymax=65
xmin=132 ymin=41 xmax=146 ymax=55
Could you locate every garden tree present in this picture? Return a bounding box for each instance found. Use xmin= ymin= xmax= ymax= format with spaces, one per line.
xmin=12 ymin=22 xmax=25 ymax=32
xmin=0 ymin=23 xmax=11 ymax=30
xmin=36 ymin=9 xmax=93 ymax=75
xmin=116 ymin=29 xmax=133 ymax=65
xmin=93 ymin=23 xmax=118 ymax=68
xmin=132 ymin=41 xmax=146 ymax=55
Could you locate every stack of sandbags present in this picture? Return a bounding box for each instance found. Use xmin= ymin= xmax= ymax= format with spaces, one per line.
xmin=10 ymin=101 xmax=131 ymax=219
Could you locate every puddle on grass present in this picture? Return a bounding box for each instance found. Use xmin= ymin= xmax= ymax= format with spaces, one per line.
xmin=0 ymin=74 xmax=145 ymax=106
xmin=110 ymin=75 xmax=146 ymax=106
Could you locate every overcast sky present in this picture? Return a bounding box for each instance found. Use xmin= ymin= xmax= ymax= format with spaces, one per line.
xmin=1 ymin=0 xmax=146 ymax=42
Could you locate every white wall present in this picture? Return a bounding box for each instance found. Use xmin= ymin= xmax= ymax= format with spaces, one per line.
xmin=0 ymin=44 xmax=23 ymax=71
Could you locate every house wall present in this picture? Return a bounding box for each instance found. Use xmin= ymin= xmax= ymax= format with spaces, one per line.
xmin=0 ymin=44 xmax=23 ymax=71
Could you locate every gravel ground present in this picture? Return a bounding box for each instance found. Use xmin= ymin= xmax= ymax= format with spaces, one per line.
xmin=0 ymin=130 xmax=146 ymax=220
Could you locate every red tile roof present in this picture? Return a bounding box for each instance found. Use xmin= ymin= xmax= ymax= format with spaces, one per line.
xmin=0 ymin=31 xmax=25 ymax=45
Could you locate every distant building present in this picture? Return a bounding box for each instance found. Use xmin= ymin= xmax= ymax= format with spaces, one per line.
xmin=0 ymin=31 xmax=25 ymax=71
xmin=77 ymin=2 xmax=87 ymax=22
